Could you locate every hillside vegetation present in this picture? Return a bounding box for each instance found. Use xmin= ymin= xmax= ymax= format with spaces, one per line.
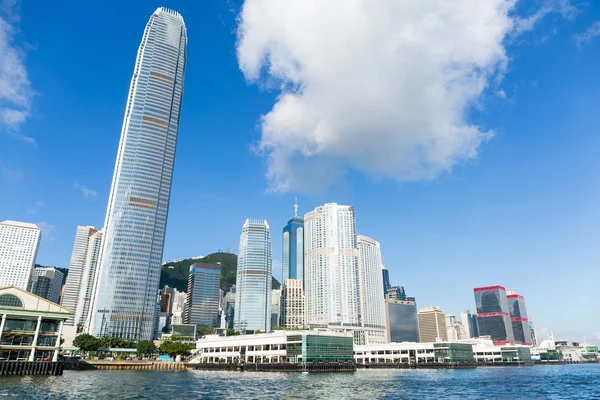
xmin=159 ymin=252 xmax=280 ymax=293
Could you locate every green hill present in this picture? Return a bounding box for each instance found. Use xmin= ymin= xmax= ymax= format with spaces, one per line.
xmin=159 ymin=252 xmax=280 ymax=293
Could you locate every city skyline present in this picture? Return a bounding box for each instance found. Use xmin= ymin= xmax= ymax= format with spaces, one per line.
xmin=1 ymin=1 xmax=599 ymax=344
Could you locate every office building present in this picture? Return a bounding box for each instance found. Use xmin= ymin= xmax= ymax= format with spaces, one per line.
xmin=445 ymin=315 xmax=466 ymax=342
xmin=61 ymin=226 xmax=100 ymax=326
xmin=185 ymin=263 xmax=221 ymax=328
xmin=271 ymin=289 xmax=282 ymax=328
xmin=474 ymin=285 xmax=514 ymax=344
xmin=386 ymin=285 xmax=406 ymax=301
xmin=460 ymin=310 xmax=479 ymax=339
xmin=385 ymin=299 xmax=419 ymax=342
xmin=234 ymin=219 xmax=272 ymax=332
xmin=381 ymin=267 xmax=391 ymax=299
xmin=507 ymin=291 xmax=533 ymax=345
xmin=27 ymin=267 xmax=64 ymax=304
xmin=223 ymin=288 xmax=236 ymax=329
xmin=356 ymin=235 xmax=386 ymax=344
xmin=281 ymin=279 xmax=305 ymax=329
xmin=304 ymin=203 xmax=360 ymax=327
xmin=417 ymin=306 xmax=448 ymax=342
xmin=282 ymin=200 xmax=304 ymax=284
xmin=0 ymin=221 xmax=41 ymax=290
xmin=170 ymin=289 xmax=187 ymax=326
xmin=87 ymin=8 xmax=187 ymax=340
xmin=0 ymin=286 xmax=70 ymax=362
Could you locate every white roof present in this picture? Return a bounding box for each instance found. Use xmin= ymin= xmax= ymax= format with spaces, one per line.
xmin=1 ymin=220 xmax=39 ymax=229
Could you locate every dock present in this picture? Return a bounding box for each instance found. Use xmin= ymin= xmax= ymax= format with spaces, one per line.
xmin=0 ymin=361 xmax=64 ymax=376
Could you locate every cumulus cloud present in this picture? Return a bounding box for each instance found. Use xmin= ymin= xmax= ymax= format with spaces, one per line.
xmin=74 ymin=182 xmax=97 ymax=198
xmin=0 ymin=0 xmax=34 ymax=141
xmin=235 ymin=0 xmax=574 ymax=192
xmin=575 ymin=21 xmax=600 ymax=47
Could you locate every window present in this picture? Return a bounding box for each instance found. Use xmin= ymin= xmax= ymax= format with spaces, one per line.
xmin=0 ymin=294 xmax=24 ymax=308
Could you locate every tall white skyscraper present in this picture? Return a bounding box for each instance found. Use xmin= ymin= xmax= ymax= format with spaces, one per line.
xmin=88 ymin=8 xmax=187 ymax=340
xmin=304 ymin=203 xmax=360 ymax=327
xmin=357 ymin=235 xmax=387 ymax=344
xmin=73 ymin=230 xmax=103 ymax=327
xmin=234 ymin=219 xmax=272 ymax=332
xmin=62 ymin=226 xmax=101 ymax=326
xmin=0 ymin=220 xmax=41 ymax=290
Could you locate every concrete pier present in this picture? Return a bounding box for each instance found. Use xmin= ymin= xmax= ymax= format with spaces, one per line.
xmin=0 ymin=361 xmax=64 ymax=376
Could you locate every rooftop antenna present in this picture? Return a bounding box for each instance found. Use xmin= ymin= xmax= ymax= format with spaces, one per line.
xmin=294 ymin=197 xmax=298 ymax=217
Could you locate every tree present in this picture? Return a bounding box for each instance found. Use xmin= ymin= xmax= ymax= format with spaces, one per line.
xmin=73 ymin=334 xmax=101 ymax=353
xmin=198 ymin=326 xmax=214 ymax=336
xmin=226 ymin=328 xmax=240 ymax=336
xmin=137 ymin=340 xmax=157 ymax=357
xmin=273 ymin=326 xmax=286 ymax=330
xmin=159 ymin=339 xmax=194 ymax=358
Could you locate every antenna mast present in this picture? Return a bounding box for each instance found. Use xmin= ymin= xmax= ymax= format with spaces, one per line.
xmin=294 ymin=197 xmax=298 ymax=217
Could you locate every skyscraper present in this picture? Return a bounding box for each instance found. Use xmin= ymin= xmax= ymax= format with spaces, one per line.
xmin=507 ymin=291 xmax=533 ymax=345
xmin=271 ymin=289 xmax=282 ymax=328
xmin=28 ymin=267 xmax=64 ymax=304
xmin=386 ymin=285 xmax=406 ymax=301
xmin=185 ymin=263 xmax=221 ymax=328
xmin=304 ymin=203 xmax=360 ymax=327
xmin=474 ymin=285 xmax=514 ymax=344
xmin=385 ymin=299 xmax=420 ymax=342
xmin=282 ymin=199 xmax=304 ymax=284
xmin=381 ymin=266 xmax=391 ymax=299
xmin=417 ymin=306 xmax=448 ymax=342
xmin=234 ymin=219 xmax=272 ymax=332
xmin=356 ymin=235 xmax=387 ymax=344
xmin=0 ymin=220 xmax=41 ymax=290
xmin=460 ymin=310 xmax=479 ymax=339
xmin=62 ymin=226 xmax=101 ymax=326
xmin=87 ymin=8 xmax=187 ymax=340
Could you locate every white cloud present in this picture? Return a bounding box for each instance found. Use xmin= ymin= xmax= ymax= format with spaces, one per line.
xmin=26 ymin=200 xmax=44 ymax=215
xmin=495 ymin=89 xmax=507 ymax=98
xmin=513 ymin=0 xmax=577 ymax=35
xmin=74 ymin=183 xmax=97 ymax=198
xmin=575 ymin=21 xmax=600 ymax=47
xmin=236 ymin=0 xmax=576 ymax=192
xmin=35 ymin=221 xmax=55 ymax=242
xmin=0 ymin=0 xmax=33 ymax=140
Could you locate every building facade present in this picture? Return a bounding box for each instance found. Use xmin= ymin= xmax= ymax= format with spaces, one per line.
xmin=0 ymin=286 xmax=70 ymax=362
xmin=304 ymin=203 xmax=360 ymax=327
xmin=385 ymin=299 xmax=420 ymax=343
xmin=87 ymin=8 xmax=187 ymax=340
xmin=281 ymin=279 xmax=305 ymax=329
xmin=0 ymin=221 xmax=41 ymax=291
xmin=356 ymin=235 xmax=386 ymax=344
xmin=386 ymin=286 xmax=406 ymax=301
xmin=417 ymin=306 xmax=448 ymax=343
xmin=28 ymin=267 xmax=64 ymax=304
xmin=61 ymin=226 xmax=100 ymax=326
xmin=282 ymin=201 xmax=304 ymax=284
xmin=460 ymin=310 xmax=479 ymax=339
xmin=185 ymin=263 xmax=221 ymax=328
xmin=271 ymin=289 xmax=282 ymax=328
xmin=234 ymin=219 xmax=272 ymax=332
xmin=507 ymin=292 xmax=533 ymax=345
xmin=474 ymin=286 xmax=514 ymax=344
xmin=381 ymin=267 xmax=391 ymax=299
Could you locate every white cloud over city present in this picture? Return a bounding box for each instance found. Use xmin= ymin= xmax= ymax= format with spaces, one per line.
xmin=0 ymin=0 xmax=34 ymax=142
xmin=236 ymin=0 xmax=573 ymax=192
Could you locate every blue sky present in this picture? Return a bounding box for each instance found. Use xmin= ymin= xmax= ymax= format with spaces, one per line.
xmin=1 ymin=0 xmax=599 ymax=343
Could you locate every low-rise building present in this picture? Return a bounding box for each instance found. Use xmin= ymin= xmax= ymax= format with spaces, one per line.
xmin=190 ymin=330 xmax=354 ymax=364
xmin=460 ymin=338 xmax=532 ymax=364
xmin=0 ymin=286 xmax=70 ymax=362
xmin=354 ymin=342 xmax=474 ymax=365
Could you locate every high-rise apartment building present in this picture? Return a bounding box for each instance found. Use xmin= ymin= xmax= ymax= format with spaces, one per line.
xmin=356 ymin=235 xmax=387 ymax=344
xmin=385 ymin=299 xmax=419 ymax=343
xmin=473 ymin=285 xmax=514 ymax=344
xmin=73 ymin=230 xmax=103 ymax=327
xmin=0 ymin=220 xmax=41 ymax=290
xmin=185 ymin=263 xmax=221 ymax=328
xmin=282 ymin=200 xmax=304 ymax=284
xmin=304 ymin=203 xmax=360 ymax=327
xmin=381 ymin=267 xmax=391 ymax=299
xmin=170 ymin=289 xmax=187 ymax=326
xmin=281 ymin=279 xmax=305 ymax=329
xmin=28 ymin=267 xmax=64 ymax=304
xmin=87 ymin=8 xmax=187 ymax=340
xmin=507 ymin=291 xmax=533 ymax=345
xmin=62 ymin=226 xmax=99 ymax=325
xmin=460 ymin=310 xmax=479 ymax=339
xmin=234 ymin=219 xmax=272 ymax=332
xmin=417 ymin=306 xmax=448 ymax=343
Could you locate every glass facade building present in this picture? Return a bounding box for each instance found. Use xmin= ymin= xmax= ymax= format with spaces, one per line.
xmin=461 ymin=310 xmax=479 ymax=339
xmin=185 ymin=263 xmax=221 ymax=328
xmin=474 ymin=285 xmax=514 ymax=344
xmin=385 ymin=299 xmax=420 ymax=342
xmin=234 ymin=219 xmax=272 ymax=332
xmin=507 ymin=292 xmax=533 ymax=345
xmin=282 ymin=216 xmax=304 ymax=284
xmin=27 ymin=267 xmax=64 ymax=304
xmin=381 ymin=267 xmax=390 ymax=299
xmin=87 ymin=8 xmax=187 ymax=340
